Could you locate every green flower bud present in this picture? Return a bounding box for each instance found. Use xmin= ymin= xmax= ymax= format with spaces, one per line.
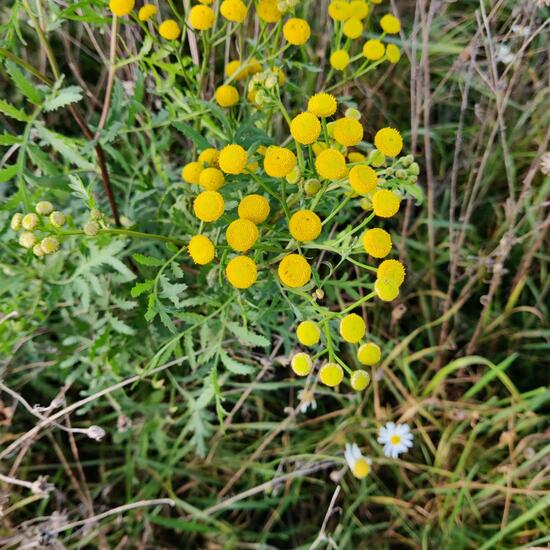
xmin=409 ymin=162 xmax=420 ymax=175
xmin=33 ymin=243 xmax=45 ymax=257
xmin=10 ymin=213 xmax=23 ymax=231
xmin=359 ymin=197 xmax=372 ymax=211
xmin=410 ymin=175 xmax=418 ymax=184
xmin=368 ymin=150 xmax=386 ymax=167
xmin=120 ymin=216 xmax=133 ymax=228
xmin=385 ymin=167 xmax=395 ymax=177
xmin=90 ymin=209 xmax=102 ymax=220
xmin=35 ymin=201 xmax=54 ymax=215
xmin=19 ymin=231 xmax=36 ymax=249
xmin=41 ymin=236 xmax=59 ymax=255
xmin=22 ymin=213 xmax=39 ymax=231
xmin=304 ymin=178 xmax=321 ymax=195
xmin=344 ymin=107 xmax=361 ymax=120
xmin=84 ymin=221 xmax=100 ymax=236
xmin=49 ymin=211 xmax=66 ymax=228
xmin=286 ymin=167 xmax=300 ymax=184
xmin=396 ymin=169 xmax=408 ymax=180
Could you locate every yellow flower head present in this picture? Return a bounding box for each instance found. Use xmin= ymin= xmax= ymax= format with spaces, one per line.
xmin=319 ymin=362 xmax=344 ymax=387
xmin=296 ymin=320 xmax=321 ymax=347
xmin=386 ymin=44 xmax=401 ymax=64
xmin=340 ymin=313 xmax=366 ymax=343
xmin=220 ymin=0 xmax=248 ymax=23
xmin=49 ymin=211 xmax=66 ymax=228
xmin=226 ymin=255 xmax=257 ymax=289
xmin=291 ymin=352 xmax=313 ymax=376
xmin=198 ymin=148 xmax=219 ymax=166
xmin=40 ymin=236 xmax=59 ymax=255
xmin=343 ymin=18 xmax=363 ymax=39
xmin=328 ymin=1 xmax=351 ymax=21
xmin=278 ymin=254 xmax=311 ymax=288
xmin=290 ymin=112 xmax=321 ymax=145
xmin=289 ymin=210 xmax=322 ymax=242
xmin=315 ymin=149 xmax=347 ymax=180
xmin=109 ymin=0 xmax=134 ymax=17
xmin=182 ymin=161 xmax=203 ymax=184
xmin=219 ymin=144 xmax=247 ymax=174
xmin=238 ymin=194 xmax=270 ymax=224
xmin=215 ymin=85 xmax=240 ymax=108
xmin=159 ymin=19 xmax=181 ymax=40
xmin=375 ymin=278 xmax=399 ymax=301
xmin=225 ymin=60 xmax=247 ymax=80
xmin=33 ymin=243 xmax=45 ymax=257
xmin=188 ymin=235 xmax=215 ymax=265
xmin=246 ymin=57 xmax=262 ymax=75
xmin=189 ymin=5 xmax=215 ymax=30
xmin=363 ymin=39 xmax=385 ymax=60
xmin=372 ymin=189 xmax=401 ymax=218
xmin=349 ymin=165 xmax=377 ymax=195
xmin=283 ymin=18 xmax=311 ymax=46
xmin=36 ymin=201 xmax=54 ymax=215
xmin=308 ymin=93 xmax=337 ymax=118
xmin=22 ymin=213 xmax=39 ymax=230
xmin=19 ymin=231 xmax=36 ymax=249
xmin=226 ymin=218 xmax=259 ymax=252
xmin=374 ymin=127 xmax=403 ymax=157
xmin=199 ymin=167 xmax=225 ymax=191
xmin=84 ymin=221 xmax=99 ymax=236
xmin=138 ymin=3 xmax=157 ymax=21
xmin=272 ymin=66 xmax=286 ymax=85
xmin=351 ymin=369 xmax=371 ymax=391
xmin=362 ymin=228 xmax=392 ymax=258
xmin=257 ymin=0 xmax=282 ymax=23
xmin=330 ymin=50 xmax=350 ymax=70
xmin=357 ymin=342 xmax=381 ymax=365
xmin=377 ymin=259 xmax=405 ymax=286
xmin=348 ymin=151 xmax=366 ymax=163
xmin=10 ymin=213 xmax=23 ymax=231
xmin=264 ymin=146 xmax=297 ymax=178
xmin=333 ymin=117 xmax=364 ymax=147
xmin=380 ymin=14 xmax=401 ymax=34
xmin=193 ymin=190 xmax=225 ymax=222
xmin=349 ymin=0 xmax=369 ymax=19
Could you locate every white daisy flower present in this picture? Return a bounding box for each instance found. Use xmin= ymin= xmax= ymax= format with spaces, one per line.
xmin=377 ymin=422 xmax=414 ymax=459
xmin=297 ymin=389 xmax=317 ymax=414
xmin=344 ymin=443 xmax=372 ymax=479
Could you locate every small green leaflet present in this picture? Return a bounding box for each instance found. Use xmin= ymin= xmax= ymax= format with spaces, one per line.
xmin=5 ymin=61 xmax=43 ymax=105
xmin=131 ymin=279 xmax=154 ymax=298
xmin=132 ymin=253 xmax=165 ymax=267
xmin=226 ymin=322 xmax=270 ymax=348
xmin=219 ymin=350 xmax=256 ymax=375
xmin=44 ymin=85 xmax=83 ymax=112
xmin=0 ymin=99 xmax=30 ymax=122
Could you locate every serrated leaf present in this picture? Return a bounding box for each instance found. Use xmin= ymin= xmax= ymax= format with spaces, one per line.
xmin=0 ymin=133 xmax=22 ymax=146
xmin=133 ymin=253 xmax=165 ymax=267
xmin=109 ymin=315 xmax=136 ymax=335
xmin=0 ymin=164 xmax=18 ymax=183
xmin=0 ymin=99 xmax=30 ymax=122
xmin=131 ymin=279 xmax=154 ymax=298
xmin=158 ymin=307 xmax=176 ymax=333
xmin=159 ymin=275 xmax=187 ymax=307
xmin=145 ymin=294 xmax=158 ymax=322
xmin=5 ymin=61 xmax=43 ymax=105
xmin=226 ymin=322 xmax=270 ymax=348
xmin=219 ymin=350 xmax=256 ymax=375
xmin=68 ymin=174 xmax=92 ymax=203
xmin=172 ymin=121 xmax=210 ymax=150
xmin=44 ymin=85 xmax=83 ymax=112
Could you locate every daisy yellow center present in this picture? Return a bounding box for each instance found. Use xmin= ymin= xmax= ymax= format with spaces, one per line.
xmin=390 ymin=434 xmax=401 ymax=445
xmin=352 ymin=459 xmax=370 ymax=479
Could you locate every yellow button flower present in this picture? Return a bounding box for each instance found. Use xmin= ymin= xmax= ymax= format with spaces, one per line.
xmin=193 ymin=190 xmax=225 ymax=222
xmin=215 ymin=85 xmax=240 ymax=107
xmin=189 ymin=5 xmax=215 ymax=30
xmin=296 ymin=320 xmax=321 ymax=347
xmin=109 ymin=0 xmax=134 ymax=17
xmin=225 ymin=60 xmax=247 ymax=80
xmin=351 ymin=369 xmax=371 ymax=391
xmin=36 ymin=201 xmax=53 ymax=215
xmin=374 ymin=127 xmax=403 ymax=157
xmin=159 ymin=19 xmax=181 ymax=40
xmin=238 ymin=194 xmax=270 ymax=224
xmin=333 ymin=117 xmax=364 ymax=147
xmin=49 ymin=211 xmax=66 ymax=228
xmin=349 ymin=0 xmax=368 ymax=19
xmin=319 ymin=362 xmax=344 ymax=387
xmin=40 ymin=236 xmax=59 ymax=255
xmin=349 ymin=165 xmax=377 ymax=195
xmin=340 ymin=313 xmax=366 ymax=343
xmin=315 ymin=149 xmax=347 ymax=180
xmin=199 ymin=167 xmax=225 ymax=191
xmin=372 ymin=189 xmax=401 ymax=218
xmin=343 ymin=18 xmax=363 ymax=39
xmin=283 ymin=18 xmax=311 ymax=45
xmin=290 ymin=112 xmax=321 ymax=145
xmin=380 ymin=14 xmax=401 ymax=34
xmin=220 ymin=0 xmax=248 ymax=23
xmin=289 ymin=210 xmax=322 ymax=242
xmin=22 ymin=213 xmax=39 ymax=230
xmin=257 ymin=0 xmax=282 ymax=23
xmin=138 ymin=3 xmax=157 ymax=21
xmin=328 ymin=1 xmax=351 ymax=21
xmin=362 ymin=228 xmax=392 ymax=258
xmin=308 ymin=93 xmax=337 ymax=118
xmin=330 ymin=50 xmax=350 ymax=70
xmin=291 ymin=352 xmax=313 ymax=376
xmin=377 ymin=259 xmax=405 ymax=286
xmin=10 ymin=213 xmax=23 ymax=231
xmin=19 ymin=231 xmax=36 ymax=249
xmin=278 ymin=254 xmax=311 ymax=288
xmin=264 ymin=146 xmax=297 ymax=178
xmin=188 ymin=235 xmax=215 ymax=265
xmin=219 ymin=144 xmax=247 ymax=174
xmin=363 ymin=39 xmax=385 ymax=60
xmin=198 ymin=148 xmax=219 ymax=166
xmin=226 ymin=218 xmax=259 ymax=252
xmin=226 ymin=256 xmax=258 ymax=289
xmin=357 ymin=342 xmax=381 ymax=365
xmin=375 ymin=278 xmax=399 ymax=301
xmin=182 ymin=161 xmax=203 ymax=184
xmin=348 ymin=151 xmax=366 ymax=163
xmin=386 ymin=44 xmax=401 ymax=64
